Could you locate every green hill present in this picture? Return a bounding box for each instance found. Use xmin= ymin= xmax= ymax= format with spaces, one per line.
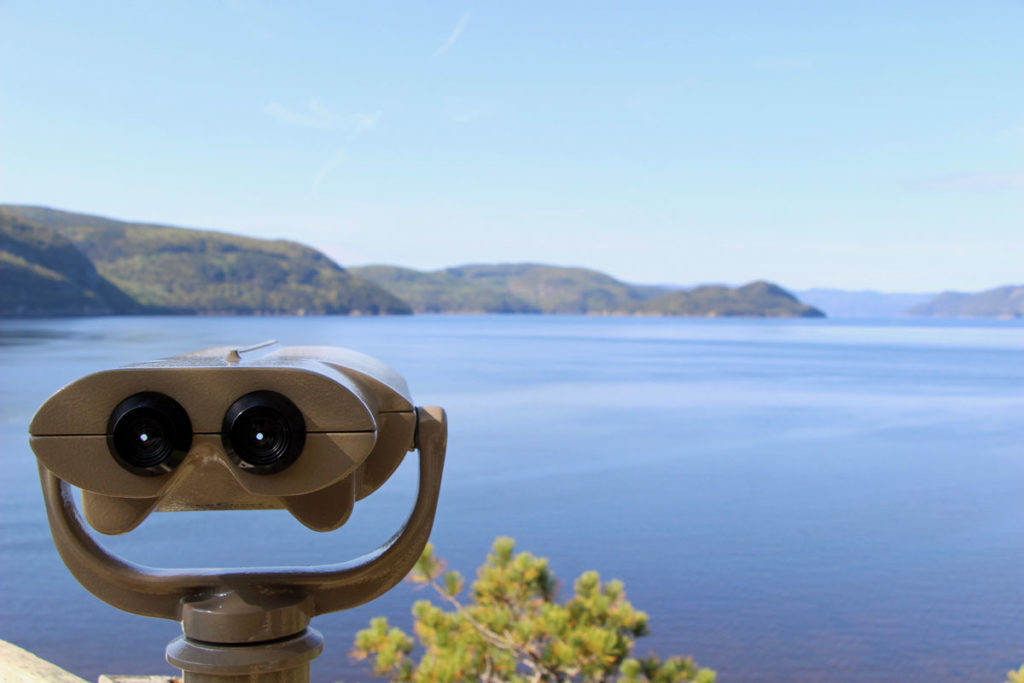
xmin=2 ymin=206 xmax=411 ymax=316
xmin=350 ymin=265 xmax=540 ymax=313
xmin=640 ymin=281 xmax=824 ymax=318
xmin=907 ymin=286 xmax=1024 ymax=318
xmin=0 ymin=209 xmax=140 ymax=316
xmin=353 ymin=264 xmax=824 ymax=317
xmin=352 ymin=263 xmax=655 ymax=314
xmin=1 ymin=205 xmax=823 ymax=319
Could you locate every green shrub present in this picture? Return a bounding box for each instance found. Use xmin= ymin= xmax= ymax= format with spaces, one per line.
xmin=353 ymin=538 xmax=715 ymax=682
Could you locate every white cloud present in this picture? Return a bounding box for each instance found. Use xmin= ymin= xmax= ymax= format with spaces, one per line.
xmin=435 ymin=12 xmax=471 ymax=57
xmin=312 ymin=148 xmax=347 ymax=193
xmin=753 ymin=56 xmax=814 ymax=71
xmin=345 ymin=111 xmax=381 ymax=137
xmin=265 ymin=100 xmax=380 ymax=138
xmin=308 ymin=113 xmax=381 ymax=191
xmin=264 ymin=99 xmax=337 ymax=130
xmin=926 ymin=173 xmax=1024 ymax=191
xmin=451 ymin=106 xmax=489 ymax=123
xmin=263 ymin=101 xmax=381 ymax=191
xmin=445 ymin=97 xmax=491 ymax=123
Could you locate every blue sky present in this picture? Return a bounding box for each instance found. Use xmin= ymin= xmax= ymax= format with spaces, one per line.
xmin=1 ymin=1 xmax=1021 ymax=292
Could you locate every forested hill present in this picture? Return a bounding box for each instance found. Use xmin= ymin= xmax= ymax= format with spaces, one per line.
xmin=2 ymin=205 xmax=823 ymax=318
xmin=0 ymin=208 xmax=142 ymax=316
xmin=907 ymin=286 xmax=1024 ymax=318
xmin=640 ymin=281 xmax=824 ymax=318
xmin=351 ymin=264 xmax=651 ymax=314
xmin=1 ymin=206 xmax=410 ymax=316
xmin=351 ymin=264 xmax=824 ymax=317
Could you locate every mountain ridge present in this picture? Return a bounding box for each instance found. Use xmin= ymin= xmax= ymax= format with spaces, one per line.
xmin=907 ymin=286 xmax=1024 ymax=318
xmin=1 ymin=205 xmax=410 ymax=316
xmin=4 ymin=204 xmax=822 ymax=318
xmin=0 ymin=208 xmax=142 ymax=316
xmin=351 ymin=263 xmax=824 ymax=317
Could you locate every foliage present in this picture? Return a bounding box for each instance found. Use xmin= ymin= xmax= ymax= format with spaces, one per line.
xmin=1007 ymin=665 xmax=1024 ymax=683
xmin=352 ymin=265 xmax=543 ymax=314
xmin=353 ymin=264 xmax=822 ymax=317
xmin=352 ymin=538 xmax=715 ymax=682
xmin=353 ymin=263 xmax=662 ymax=314
xmin=3 ymin=203 xmax=824 ymax=318
xmin=0 ymin=208 xmax=140 ymax=316
xmin=1 ymin=205 xmax=410 ymax=316
xmin=639 ymin=281 xmax=823 ymax=318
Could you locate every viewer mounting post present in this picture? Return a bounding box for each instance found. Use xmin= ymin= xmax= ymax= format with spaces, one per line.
xmin=29 ymin=343 xmax=447 ymax=682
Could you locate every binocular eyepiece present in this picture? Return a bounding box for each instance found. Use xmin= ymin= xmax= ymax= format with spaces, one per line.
xmin=222 ymin=391 xmax=306 ymax=474
xmin=108 ymin=392 xmax=192 ymax=475
xmin=108 ymin=390 xmax=308 ymax=476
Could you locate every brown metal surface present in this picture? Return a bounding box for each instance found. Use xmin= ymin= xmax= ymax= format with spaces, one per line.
xmin=37 ymin=406 xmax=446 ymax=628
xmin=31 ymin=346 xmax=448 ymax=682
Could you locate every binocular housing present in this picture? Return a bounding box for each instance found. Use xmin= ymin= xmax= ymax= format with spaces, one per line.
xmin=30 ymin=343 xmax=421 ymax=534
xmin=30 ymin=341 xmax=448 ymax=683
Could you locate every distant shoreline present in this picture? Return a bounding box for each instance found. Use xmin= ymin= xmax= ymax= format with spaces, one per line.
xmin=4 ymin=205 xmax=1021 ymax=319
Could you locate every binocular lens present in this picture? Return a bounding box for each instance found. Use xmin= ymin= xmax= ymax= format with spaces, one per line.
xmin=108 ymin=393 xmax=192 ymax=475
xmin=222 ymin=391 xmax=305 ymax=474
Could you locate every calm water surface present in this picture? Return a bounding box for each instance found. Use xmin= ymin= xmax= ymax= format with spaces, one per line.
xmin=0 ymin=315 xmax=1022 ymax=682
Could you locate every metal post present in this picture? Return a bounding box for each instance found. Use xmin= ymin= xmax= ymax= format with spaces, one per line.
xmin=166 ymin=591 xmax=324 ymax=682
xmin=167 ymin=629 xmax=323 ymax=683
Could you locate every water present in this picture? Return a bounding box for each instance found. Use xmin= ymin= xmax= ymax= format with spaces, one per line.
xmin=1 ymin=315 xmax=1022 ymax=682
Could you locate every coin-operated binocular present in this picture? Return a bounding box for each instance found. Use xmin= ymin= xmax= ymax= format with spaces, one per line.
xmin=28 ymin=342 xmax=447 ymax=682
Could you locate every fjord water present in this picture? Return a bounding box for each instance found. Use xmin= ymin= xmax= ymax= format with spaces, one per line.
xmin=1 ymin=316 xmax=1022 ymax=682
